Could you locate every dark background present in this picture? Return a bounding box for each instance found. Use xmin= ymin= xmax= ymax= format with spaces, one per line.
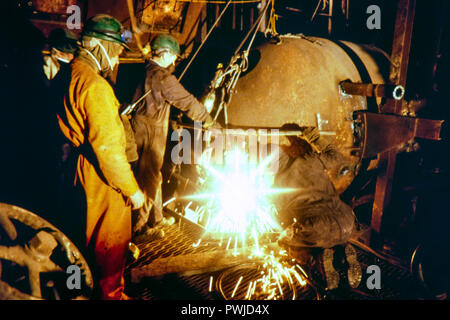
xmin=1 ymin=0 xmax=450 ymax=295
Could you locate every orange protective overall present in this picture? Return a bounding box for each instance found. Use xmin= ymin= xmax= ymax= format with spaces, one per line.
xmin=57 ymin=59 xmax=140 ymax=299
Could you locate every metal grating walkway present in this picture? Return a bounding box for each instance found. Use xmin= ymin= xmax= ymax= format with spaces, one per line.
xmin=125 ymin=219 xmax=429 ymax=300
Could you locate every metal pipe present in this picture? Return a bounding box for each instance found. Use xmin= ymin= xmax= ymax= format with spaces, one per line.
xmin=172 ymin=121 xmax=337 ymax=136
xmin=339 ymin=81 xmax=405 ymax=100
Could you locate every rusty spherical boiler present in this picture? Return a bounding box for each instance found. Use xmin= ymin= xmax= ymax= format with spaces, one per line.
xmin=227 ymin=35 xmax=389 ymax=192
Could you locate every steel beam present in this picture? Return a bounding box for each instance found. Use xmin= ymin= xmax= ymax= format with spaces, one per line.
xmin=355 ymin=111 xmax=443 ymax=159
xmin=371 ymin=0 xmax=416 ymax=247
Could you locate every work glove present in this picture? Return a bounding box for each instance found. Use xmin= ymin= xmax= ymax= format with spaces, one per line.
xmin=130 ymin=189 xmax=145 ymax=210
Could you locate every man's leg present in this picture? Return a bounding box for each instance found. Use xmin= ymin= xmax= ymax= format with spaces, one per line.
xmin=148 ymin=181 xmax=163 ymax=226
xmin=132 ymin=121 xmax=165 ymax=231
xmin=78 ymin=156 xmax=131 ymax=300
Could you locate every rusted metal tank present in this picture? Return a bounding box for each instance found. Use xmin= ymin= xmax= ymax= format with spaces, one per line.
xmin=227 ymin=35 xmax=390 ymax=192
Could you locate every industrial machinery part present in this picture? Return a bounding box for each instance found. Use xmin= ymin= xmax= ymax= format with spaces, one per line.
xmin=0 ymin=203 xmax=93 ymax=300
xmin=226 ymin=34 xmax=442 ymax=193
xmin=227 ymin=35 xmax=389 ymax=193
xmin=339 ymin=80 xmax=405 ymax=100
xmin=353 ymin=111 xmax=443 ymax=159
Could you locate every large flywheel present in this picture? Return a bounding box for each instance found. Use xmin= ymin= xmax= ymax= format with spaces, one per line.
xmin=0 ymin=203 xmax=93 ymax=300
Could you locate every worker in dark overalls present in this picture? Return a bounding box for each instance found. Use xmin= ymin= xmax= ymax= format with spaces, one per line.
xmin=274 ymin=124 xmax=362 ymax=291
xmin=130 ymin=34 xmax=214 ymax=238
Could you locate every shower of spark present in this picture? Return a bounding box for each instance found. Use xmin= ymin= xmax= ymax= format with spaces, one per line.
xmin=169 ymin=145 xmax=308 ymax=299
xmin=218 ymin=249 xmax=309 ymax=300
xmin=244 ymin=251 xmax=308 ymax=300
xmin=184 ymin=147 xmax=293 ymax=244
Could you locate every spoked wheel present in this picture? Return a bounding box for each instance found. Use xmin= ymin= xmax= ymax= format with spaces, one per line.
xmin=409 ymin=244 xmax=447 ymax=299
xmin=0 ymin=203 xmax=93 ymax=300
xmin=410 ymin=245 xmax=425 ymax=288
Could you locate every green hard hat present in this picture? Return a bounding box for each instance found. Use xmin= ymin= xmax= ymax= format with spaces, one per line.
xmin=83 ymin=14 xmax=130 ymax=50
xmin=150 ymin=34 xmax=180 ymax=56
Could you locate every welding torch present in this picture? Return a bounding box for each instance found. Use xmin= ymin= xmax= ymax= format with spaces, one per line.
xmin=121 ymin=89 xmax=153 ymax=116
xmin=170 ymin=121 xmax=332 ymax=154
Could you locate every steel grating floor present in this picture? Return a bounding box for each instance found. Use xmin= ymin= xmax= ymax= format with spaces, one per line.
xmin=124 ymin=218 xmax=430 ymax=300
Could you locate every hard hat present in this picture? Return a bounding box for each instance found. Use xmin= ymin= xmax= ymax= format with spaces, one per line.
xmin=48 ymin=28 xmax=78 ymax=53
xmin=82 ymin=14 xmax=130 ymax=50
xmin=150 ymin=34 xmax=180 ymax=56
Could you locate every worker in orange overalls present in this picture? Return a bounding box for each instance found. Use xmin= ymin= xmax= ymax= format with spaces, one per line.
xmin=56 ymin=14 xmax=145 ymax=300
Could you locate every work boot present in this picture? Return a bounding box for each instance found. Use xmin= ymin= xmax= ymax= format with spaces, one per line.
xmin=133 ymin=225 xmax=165 ymax=243
xmin=154 ymin=216 xmax=175 ymax=229
xmin=344 ymin=244 xmax=362 ymax=288
xmin=322 ymin=248 xmax=339 ymax=290
xmin=120 ymin=293 xmax=133 ymax=300
xmin=128 ymin=242 xmax=140 ymax=261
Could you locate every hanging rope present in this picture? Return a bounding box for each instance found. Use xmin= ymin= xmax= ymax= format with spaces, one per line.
xmin=245 ymin=0 xmax=272 ymax=53
xmin=206 ymin=0 xmax=271 ymax=125
xmin=130 ymin=0 xmax=268 ymax=114
xmin=233 ymin=0 xmax=271 ymax=55
xmin=310 ymin=0 xmax=322 ymax=22
xmin=129 ymin=0 xmax=235 ymax=110
xmin=178 ymin=0 xmax=233 ymax=81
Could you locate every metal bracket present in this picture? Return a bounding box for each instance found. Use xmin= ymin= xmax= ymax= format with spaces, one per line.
xmin=354 ymin=111 xmax=443 ymax=159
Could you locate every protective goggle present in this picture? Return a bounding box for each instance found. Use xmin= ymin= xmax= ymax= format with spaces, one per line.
xmin=121 ymin=30 xmax=132 ymax=44
xmin=84 ymin=27 xmax=133 ymax=48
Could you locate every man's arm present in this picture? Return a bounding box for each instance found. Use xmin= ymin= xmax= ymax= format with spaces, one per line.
xmin=300 ymin=127 xmax=351 ymax=170
xmin=84 ymin=81 xmax=140 ymax=197
xmin=161 ymin=73 xmax=209 ymax=122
